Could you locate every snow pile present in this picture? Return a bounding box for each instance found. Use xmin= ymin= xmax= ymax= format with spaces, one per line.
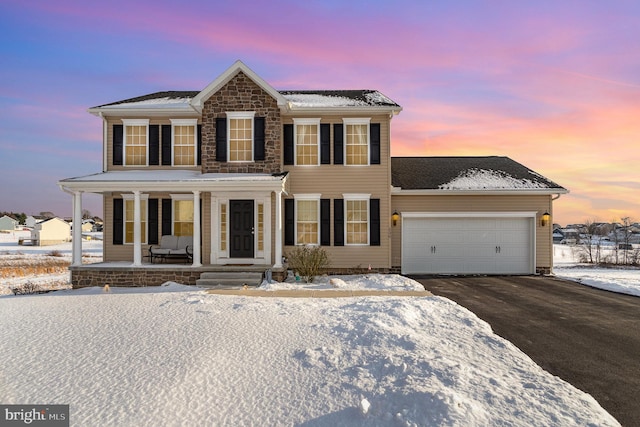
xmin=0 ymin=281 xmax=618 ymax=426
xmin=260 ymin=273 xmax=425 ymax=291
xmin=439 ymin=168 xmax=549 ymax=190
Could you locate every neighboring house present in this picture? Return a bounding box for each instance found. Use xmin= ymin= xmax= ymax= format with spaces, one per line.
xmin=25 ymin=215 xmax=45 ymax=228
xmin=0 ymin=215 xmax=18 ymax=231
xmin=58 ymin=61 xmax=568 ymax=287
xmin=31 ymin=217 xmax=71 ymax=246
xmin=553 ymin=228 xmax=580 ymax=244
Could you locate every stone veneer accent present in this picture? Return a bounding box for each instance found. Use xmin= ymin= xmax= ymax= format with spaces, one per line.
xmin=201 ymin=71 xmax=282 ymax=173
xmin=70 ymin=266 xmax=288 ymax=288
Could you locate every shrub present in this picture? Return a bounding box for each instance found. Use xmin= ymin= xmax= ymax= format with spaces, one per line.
xmin=48 ymin=249 xmax=63 ymax=257
xmin=286 ymin=245 xmax=330 ymax=283
xmin=12 ymin=282 xmax=44 ymax=295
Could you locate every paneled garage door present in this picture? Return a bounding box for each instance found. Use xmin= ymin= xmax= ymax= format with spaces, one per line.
xmin=402 ymin=215 xmax=534 ymax=275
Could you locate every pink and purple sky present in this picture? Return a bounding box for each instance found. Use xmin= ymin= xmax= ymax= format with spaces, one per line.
xmin=1 ymin=0 xmax=639 ymax=225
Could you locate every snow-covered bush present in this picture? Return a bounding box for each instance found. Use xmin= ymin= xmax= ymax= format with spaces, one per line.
xmin=286 ymin=245 xmax=330 ymax=283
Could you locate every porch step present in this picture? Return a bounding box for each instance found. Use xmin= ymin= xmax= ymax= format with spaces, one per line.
xmin=196 ymin=271 xmax=264 ymax=288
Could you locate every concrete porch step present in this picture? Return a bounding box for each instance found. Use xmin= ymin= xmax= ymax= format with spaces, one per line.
xmin=196 ymin=271 xmax=264 ymax=288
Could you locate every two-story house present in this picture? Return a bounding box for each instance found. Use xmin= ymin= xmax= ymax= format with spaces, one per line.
xmin=59 ymin=61 xmax=567 ymax=287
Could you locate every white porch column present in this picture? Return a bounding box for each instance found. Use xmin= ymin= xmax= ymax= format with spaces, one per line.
xmin=273 ymin=190 xmax=283 ymax=268
xmin=192 ymin=190 xmax=202 ymax=267
xmin=72 ymin=191 xmax=83 ymax=266
xmin=133 ymin=190 xmax=142 ymax=266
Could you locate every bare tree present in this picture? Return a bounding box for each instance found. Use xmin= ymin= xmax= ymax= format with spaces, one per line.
xmin=39 ymin=211 xmax=55 ymax=218
xmin=82 ymin=209 xmax=92 ymax=220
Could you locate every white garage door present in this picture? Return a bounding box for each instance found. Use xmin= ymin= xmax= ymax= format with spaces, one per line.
xmin=402 ymin=215 xmax=534 ymax=275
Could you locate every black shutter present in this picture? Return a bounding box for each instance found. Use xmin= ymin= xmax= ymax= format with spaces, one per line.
xmin=333 ymin=124 xmax=343 ymax=165
xmin=254 ymin=117 xmax=265 ymax=161
xmin=148 ymin=199 xmax=159 ymax=244
xmin=162 ymin=199 xmax=172 ymax=237
xmin=149 ymin=125 xmax=160 ymax=165
xmin=113 ymin=124 xmax=123 ymax=166
xmin=370 ymin=198 xmax=380 ymax=246
xmin=320 ymin=199 xmax=331 ymax=246
xmin=370 ymin=123 xmax=380 ymax=165
xmin=334 ymin=198 xmax=344 ymax=246
xmin=197 ymin=124 xmax=202 ymax=166
xmin=320 ymin=124 xmax=330 ymax=164
xmin=161 ymin=125 xmax=171 ymax=165
xmin=283 ymin=124 xmax=294 ymax=165
xmin=113 ymin=198 xmax=123 ymax=245
xmin=284 ymin=199 xmax=295 ymax=246
xmin=216 ymin=118 xmax=227 ymax=162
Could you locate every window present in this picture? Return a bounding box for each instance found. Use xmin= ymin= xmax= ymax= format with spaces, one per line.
xmin=220 ymin=203 xmax=227 ymax=252
xmin=172 ymin=119 xmax=197 ymax=166
xmin=295 ymin=195 xmax=320 ymax=245
xmin=123 ymin=196 xmax=147 ymax=244
xmin=122 ymin=119 xmax=149 ymax=166
xmin=345 ymin=195 xmax=370 ymax=245
xmin=344 ymin=118 xmax=370 ymax=166
xmin=227 ymin=112 xmax=254 ymax=162
xmin=173 ymin=200 xmax=194 ymax=236
xmin=294 ymin=119 xmax=319 ymax=165
xmin=257 ymin=203 xmax=264 ymax=251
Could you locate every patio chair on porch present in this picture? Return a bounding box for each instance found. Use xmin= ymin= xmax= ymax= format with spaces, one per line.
xmin=149 ymin=235 xmax=193 ymax=263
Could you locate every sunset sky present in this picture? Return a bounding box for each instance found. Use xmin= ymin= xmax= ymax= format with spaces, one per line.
xmin=1 ymin=0 xmax=638 ymax=225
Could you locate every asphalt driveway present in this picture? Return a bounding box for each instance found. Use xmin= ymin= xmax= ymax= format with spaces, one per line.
xmin=413 ymin=275 xmax=640 ymax=427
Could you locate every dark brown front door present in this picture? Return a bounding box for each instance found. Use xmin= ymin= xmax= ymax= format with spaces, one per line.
xmin=230 ymin=200 xmax=254 ymax=258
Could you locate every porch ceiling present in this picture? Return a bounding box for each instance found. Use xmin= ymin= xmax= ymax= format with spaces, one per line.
xmin=58 ymin=170 xmax=289 ymax=194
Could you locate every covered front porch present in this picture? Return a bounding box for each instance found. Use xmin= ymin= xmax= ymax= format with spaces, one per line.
xmin=58 ymin=170 xmax=289 ymax=287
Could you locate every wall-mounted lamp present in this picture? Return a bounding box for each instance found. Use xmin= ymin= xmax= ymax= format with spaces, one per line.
xmin=392 ymin=211 xmax=400 ymax=226
xmin=541 ymin=211 xmax=551 ymax=227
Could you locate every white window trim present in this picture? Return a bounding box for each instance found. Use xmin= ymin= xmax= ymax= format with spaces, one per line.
xmin=343 ymin=193 xmax=371 ymax=246
xmin=121 ymin=193 xmax=149 ymax=245
xmin=170 ymin=119 xmax=198 ymax=166
xmin=226 ymin=111 xmax=255 ymax=163
xmin=293 ymin=194 xmax=321 ymax=246
xmin=343 ymin=118 xmax=371 ymax=167
xmin=122 ymin=119 xmax=149 ymax=167
xmin=293 ymin=118 xmax=320 ymax=166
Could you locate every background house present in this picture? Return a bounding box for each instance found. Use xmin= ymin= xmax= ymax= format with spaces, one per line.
xmin=0 ymin=215 xmax=18 ymax=231
xmin=31 ymin=217 xmax=71 ymax=246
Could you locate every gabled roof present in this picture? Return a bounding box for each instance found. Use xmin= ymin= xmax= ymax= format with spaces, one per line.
xmin=191 ymin=60 xmax=288 ymax=111
xmin=88 ymin=61 xmax=401 ymax=116
xmin=391 ymin=157 xmax=568 ymax=194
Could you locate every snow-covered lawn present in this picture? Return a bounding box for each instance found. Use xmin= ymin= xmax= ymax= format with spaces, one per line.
xmin=553 ymin=244 xmax=640 ymax=297
xmin=0 ymin=234 xmax=632 ymax=425
xmin=0 ymin=281 xmax=618 ymax=426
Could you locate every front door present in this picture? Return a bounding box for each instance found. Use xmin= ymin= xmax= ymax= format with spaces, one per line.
xmin=230 ymin=200 xmax=254 ymax=258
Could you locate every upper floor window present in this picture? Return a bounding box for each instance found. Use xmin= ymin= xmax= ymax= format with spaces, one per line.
xmin=227 ymin=112 xmax=254 ymax=162
xmin=294 ymin=119 xmax=320 ymax=166
xmin=344 ymin=118 xmax=370 ymax=166
xmin=123 ymin=119 xmax=149 ymax=166
xmin=171 ymin=119 xmax=197 ymax=166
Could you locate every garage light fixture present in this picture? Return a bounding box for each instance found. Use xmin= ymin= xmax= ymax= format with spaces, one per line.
xmin=392 ymin=211 xmax=400 ymax=226
xmin=541 ymin=211 xmax=550 ymax=227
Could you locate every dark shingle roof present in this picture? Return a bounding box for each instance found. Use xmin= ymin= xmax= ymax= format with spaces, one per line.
xmin=93 ymin=91 xmax=199 ymax=108
xmin=93 ymin=89 xmax=400 ymax=109
xmin=391 ymin=157 xmax=566 ymax=191
xmin=279 ymin=90 xmax=400 ymax=107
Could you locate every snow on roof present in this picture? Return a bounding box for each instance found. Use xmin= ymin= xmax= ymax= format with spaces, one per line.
xmin=92 ymin=89 xmax=400 ymax=111
xmin=100 ymin=97 xmax=193 ymax=109
xmin=60 ymin=170 xmax=286 ymax=183
xmin=439 ymin=168 xmax=550 ymax=190
xmin=281 ymin=90 xmax=400 ymax=108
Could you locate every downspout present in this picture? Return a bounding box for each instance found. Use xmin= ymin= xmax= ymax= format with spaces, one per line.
xmin=100 ymin=112 xmax=107 ymax=172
